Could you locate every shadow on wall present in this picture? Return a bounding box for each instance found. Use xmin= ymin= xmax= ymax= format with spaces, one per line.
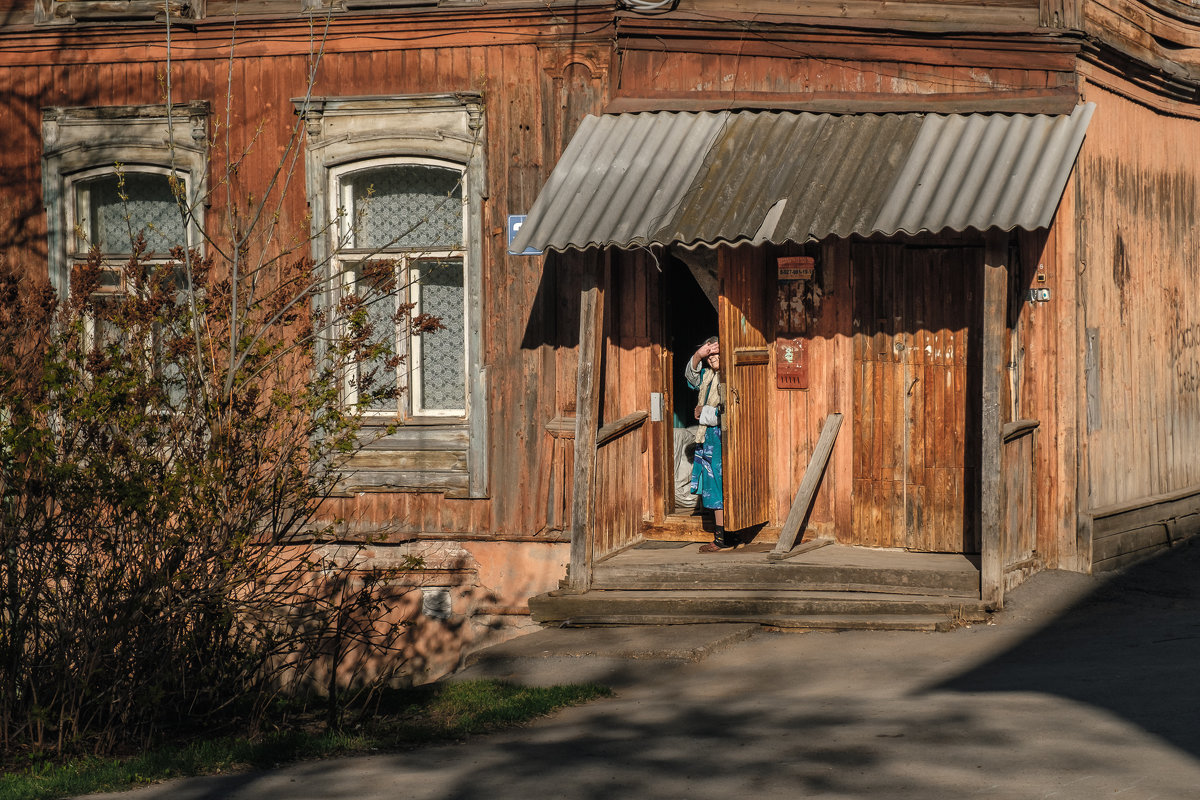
xmin=259 ymin=544 xmax=481 ymax=691
xmin=0 ymin=47 xmax=107 ymax=267
xmin=937 ymin=538 xmax=1200 ymax=759
xmin=298 ymin=540 xmax=568 ymax=687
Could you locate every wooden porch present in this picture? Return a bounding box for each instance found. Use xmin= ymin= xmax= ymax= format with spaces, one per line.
xmin=531 ymin=541 xmax=988 ymax=631
xmin=552 ymin=235 xmax=1040 ymax=629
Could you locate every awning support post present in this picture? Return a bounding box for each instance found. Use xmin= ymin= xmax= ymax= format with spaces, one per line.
xmin=567 ymin=250 xmax=609 ymax=593
xmin=980 ymin=231 xmax=1009 ymax=609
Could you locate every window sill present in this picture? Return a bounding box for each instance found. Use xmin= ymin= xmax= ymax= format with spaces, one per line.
xmin=360 ymin=415 xmax=469 ymax=428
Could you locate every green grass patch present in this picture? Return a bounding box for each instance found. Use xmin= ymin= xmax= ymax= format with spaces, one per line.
xmin=0 ymin=681 xmax=612 ymax=800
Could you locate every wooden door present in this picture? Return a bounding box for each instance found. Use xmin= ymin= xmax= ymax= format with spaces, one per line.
xmin=851 ymin=243 xmax=980 ymax=553
xmin=719 ymin=246 xmax=772 ymax=532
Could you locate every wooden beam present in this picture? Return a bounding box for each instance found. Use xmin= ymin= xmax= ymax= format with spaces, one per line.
xmin=769 ymin=537 xmax=834 ymax=561
xmin=769 ymin=412 xmax=843 ymax=560
xmin=980 ymin=232 xmax=1009 ymax=609
xmin=568 ymin=251 xmax=609 ymax=592
xmin=605 ymin=89 xmax=1080 ymax=117
xmin=1040 ymin=0 xmax=1083 ymax=30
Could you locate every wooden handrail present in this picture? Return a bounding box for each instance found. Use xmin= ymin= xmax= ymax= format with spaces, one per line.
xmin=1002 ymin=418 xmax=1040 ymax=443
xmin=596 ymin=410 xmax=649 ymax=447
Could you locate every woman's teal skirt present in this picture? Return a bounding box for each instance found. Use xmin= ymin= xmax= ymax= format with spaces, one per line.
xmin=688 ymin=426 xmax=723 ymax=510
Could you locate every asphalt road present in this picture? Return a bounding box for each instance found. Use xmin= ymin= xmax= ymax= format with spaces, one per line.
xmin=80 ymin=540 xmax=1200 ymax=800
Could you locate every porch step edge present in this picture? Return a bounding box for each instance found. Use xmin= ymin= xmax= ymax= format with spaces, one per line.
xmin=542 ymin=613 xmax=964 ymax=632
xmin=591 ymin=564 xmax=980 ymax=596
xmin=529 ymin=590 xmax=989 ymax=625
xmin=590 ymin=578 xmax=980 ymax=598
xmin=539 ymin=588 xmax=987 ymax=602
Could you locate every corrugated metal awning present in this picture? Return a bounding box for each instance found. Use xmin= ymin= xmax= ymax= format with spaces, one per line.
xmin=510 ymin=104 xmax=1095 ymax=253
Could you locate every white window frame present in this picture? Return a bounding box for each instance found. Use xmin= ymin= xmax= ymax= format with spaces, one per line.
xmin=65 ymin=167 xmax=197 ymax=406
xmin=67 ymin=164 xmax=197 ymax=291
xmin=408 ymin=253 xmax=468 ymax=417
xmin=330 ymin=157 xmax=470 ymax=420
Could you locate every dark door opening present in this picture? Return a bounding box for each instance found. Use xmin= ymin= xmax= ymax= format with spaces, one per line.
xmin=663 ymin=251 xmax=718 ymax=517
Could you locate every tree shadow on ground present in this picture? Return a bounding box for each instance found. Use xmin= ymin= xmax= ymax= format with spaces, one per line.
xmin=936 ymin=538 xmax=1200 ymax=758
xmin=85 ymin=542 xmax=1200 ymax=800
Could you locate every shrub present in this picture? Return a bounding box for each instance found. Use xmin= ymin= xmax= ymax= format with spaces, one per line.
xmin=0 ymin=230 xmax=419 ymax=757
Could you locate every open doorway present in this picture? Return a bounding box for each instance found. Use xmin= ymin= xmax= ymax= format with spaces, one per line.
xmin=663 ymin=249 xmax=719 ymax=518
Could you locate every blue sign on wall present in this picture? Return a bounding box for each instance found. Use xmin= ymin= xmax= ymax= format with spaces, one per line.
xmin=507 ymin=215 xmax=542 ymax=256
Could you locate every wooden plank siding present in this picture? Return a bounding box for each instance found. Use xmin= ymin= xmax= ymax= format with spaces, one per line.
xmin=677 ymin=0 xmax=1043 ymax=30
xmin=11 ymin=0 xmax=1200 ymax=583
xmin=593 ymin=411 xmax=650 ymax=561
xmin=850 ymin=243 xmax=981 ymax=553
xmin=613 ymin=29 xmax=1079 ymax=115
xmin=1011 ymin=228 xmax=1073 ymax=570
xmin=761 ymin=241 xmax=854 ymax=544
xmin=1001 ymin=421 xmax=1039 ymax=588
xmin=1075 ymin=76 xmax=1200 ymax=517
xmin=808 ymin=240 xmax=856 ymax=543
xmin=1085 ymin=485 xmax=1200 ymax=572
xmin=0 ymin=9 xmax=615 ymax=543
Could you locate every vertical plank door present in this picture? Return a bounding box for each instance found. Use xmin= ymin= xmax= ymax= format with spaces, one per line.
xmin=719 ymin=246 xmax=772 ymax=532
xmin=851 ymin=243 xmax=980 ymax=553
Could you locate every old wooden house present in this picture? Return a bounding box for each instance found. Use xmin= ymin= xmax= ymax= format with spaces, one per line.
xmin=2 ymin=0 xmax=1200 ymax=675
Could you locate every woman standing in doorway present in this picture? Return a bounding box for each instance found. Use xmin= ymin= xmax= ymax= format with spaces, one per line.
xmin=685 ymin=336 xmax=731 ymax=552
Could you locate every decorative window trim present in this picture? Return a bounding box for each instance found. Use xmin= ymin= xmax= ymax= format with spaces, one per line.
xmin=300 ymin=0 xmax=483 ymax=13
xmin=42 ymin=102 xmax=209 ymax=297
xmin=68 ymin=166 xmax=197 ymax=349
xmin=295 ymin=93 xmax=488 ymax=499
xmin=35 ymin=0 xmax=206 ymax=25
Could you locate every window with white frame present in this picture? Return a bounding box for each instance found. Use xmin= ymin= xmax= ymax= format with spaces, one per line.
xmin=297 ymin=93 xmax=487 ymax=497
xmin=334 ymin=160 xmax=468 ymax=418
xmin=43 ymin=104 xmax=207 ymax=414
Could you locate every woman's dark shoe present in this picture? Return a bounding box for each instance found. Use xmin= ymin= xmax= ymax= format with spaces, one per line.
xmin=699 ymin=528 xmax=736 ymax=553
